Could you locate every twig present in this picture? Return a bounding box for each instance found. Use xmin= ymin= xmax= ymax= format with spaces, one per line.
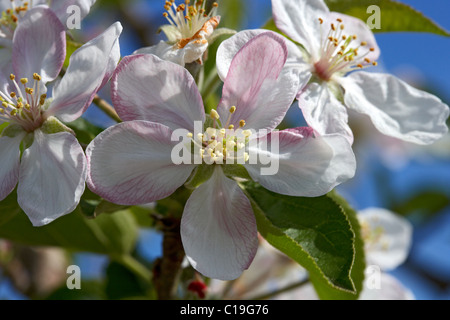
xmin=250 ymin=278 xmax=310 ymax=300
xmin=92 ymin=95 xmax=122 ymax=123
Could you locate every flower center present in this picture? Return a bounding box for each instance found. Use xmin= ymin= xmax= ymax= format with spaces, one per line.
xmin=162 ymin=0 xmax=219 ymax=49
xmin=187 ymin=106 xmax=252 ymax=165
xmin=360 ymin=220 xmax=389 ymax=251
xmin=0 ymin=73 xmax=47 ymax=132
xmin=0 ymin=0 xmax=30 ymax=39
xmin=314 ymin=17 xmax=377 ymax=81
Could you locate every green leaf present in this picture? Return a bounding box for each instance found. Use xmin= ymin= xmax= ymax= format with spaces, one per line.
xmin=0 ymin=207 xmax=139 ymax=255
xmin=65 ymin=117 xmax=104 ymax=146
xmin=392 ymin=191 xmax=450 ymax=219
xmin=242 ymin=181 xmax=363 ymax=298
xmin=0 ymin=191 xmax=21 ymax=226
xmin=46 ymin=280 xmax=106 ymax=300
xmin=105 ymin=261 xmax=150 ymax=300
xmin=325 ymin=0 xmax=449 ymax=36
xmin=313 ymin=191 xmax=366 ymax=300
xmin=64 ymin=39 xmax=83 ymax=70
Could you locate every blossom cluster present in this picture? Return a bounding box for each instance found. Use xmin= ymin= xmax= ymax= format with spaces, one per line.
xmin=0 ymin=0 xmax=448 ymax=284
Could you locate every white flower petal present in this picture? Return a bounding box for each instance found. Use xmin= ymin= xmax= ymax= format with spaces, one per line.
xmin=358 ymin=207 xmax=413 ymax=271
xmin=86 ymin=120 xmax=196 ymax=205
xmin=0 ymin=133 xmax=25 ymax=201
xmin=49 ymin=0 xmax=96 ymax=27
xmin=340 ymin=72 xmax=450 ymax=145
xmin=181 ymin=166 xmax=258 ymax=280
xmin=17 ymin=130 xmax=87 ymax=227
xmin=360 ymin=271 xmax=415 ymax=300
xmin=271 ymin=0 xmax=329 ymax=59
xmin=47 ymin=22 xmax=123 ymax=123
xmin=298 ymin=82 xmax=354 ymax=144
xmin=245 ymin=127 xmax=354 ymax=196
xmin=111 ymin=54 xmax=205 ymax=132
xmin=134 ymin=41 xmax=186 ymax=66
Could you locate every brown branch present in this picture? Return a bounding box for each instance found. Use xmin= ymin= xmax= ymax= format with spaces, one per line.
xmin=92 ymin=95 xmax=122 ymax=123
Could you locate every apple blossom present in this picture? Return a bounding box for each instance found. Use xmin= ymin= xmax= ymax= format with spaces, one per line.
xmin=210 ymin=208 xmax=414 ymax=300
xmin=219 ymin=0 xmax=449 ymax=145
xmin=0 ymin=0 xmax=97 ymax=75
xmin=86 ymin=32 xmax=356 ymax=280
xmin=134 ymin=0 xmax=233 ymax=66
xmin=0 ymin=6 xmax=121 ymax=226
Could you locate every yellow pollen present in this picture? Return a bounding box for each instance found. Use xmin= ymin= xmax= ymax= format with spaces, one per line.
xmin=318 ymin=18 xmax=323 ymax=24
xmin=336 ymin=18 xmax=343 ymax=23
xmin=228 ymin=125 xmax=234 ymax=129
xmin=364 ymin=58 xmax=371 ymax=63
xmin=352 ymin=35 xmax=357 ymax=40
xmin=370 ymin=48 xmax=375 ymax=52
xmin=229 ymin=106 xmax=236 ymax=113
xmin=20 ymin=78 xmax=28 ymax=84
xmin=357 ymin=64 xmax=363 ymax=68
xmin=210 ymin=109 xmax=220 ymax=120
xmin=187 ymin=132 xmax=193 ymax=138
xmin=372 ymin=61 xmax=378 ymax=66
xmin=25 ymin=88 xmax=33 ymax=94
xmin=9 ymin=74 xmax=15 ymax=81
xmin=239 ymin=120 xmax=246 ymax=128
xmin=360 ymin=41 xmax=367 ymax=46
xmin=163 ymin=12 xmax=168 ymax=17
xmin=10 ymin=92 xmax=16 ymax=98
xmin=331 ymin=23 xmax=336 ymax=31
xmin=242 ymin=130 xmax=252 ymax=137
xmin=33 ymin=73 xmax=41 ymax=81
xmin=340 ymin=24 xmax=344 ymax=30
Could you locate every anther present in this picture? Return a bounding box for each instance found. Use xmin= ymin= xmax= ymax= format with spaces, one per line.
xmin=239 ymin=120 xmax=246 ymax=128
xmin=229 ymin=106 xmax=236 ymax=113
xmin=210 ymin=109 xmax=220 ymax=120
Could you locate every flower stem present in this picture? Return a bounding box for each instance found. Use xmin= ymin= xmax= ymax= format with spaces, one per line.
xmin=112 ymin=254 xmax=152 ymax=284
xmin=250 ymin=278 xmax=311 ymax=300
xmin=92 ymin=95 xmax=122 ymax=123
xmin=201 ymin=69 xmax=221 ymax=103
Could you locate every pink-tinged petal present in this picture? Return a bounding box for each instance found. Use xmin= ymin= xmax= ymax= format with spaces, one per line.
xmin=340 ymin=72 xmax=450 ymax=145
xmin=245 ymin=128 xmax=355 ymax=197
xmin=134 ymin=41 xmax=186 ymax=66
xmin=217 ymin=32 xmax=299 ymax=131
xmin=12 ymin=6 xmax=65 ymax=83
xmin=358 ymin=207 xmax=413 ymax=271
xmin=17 ymin=130 xmax=87 ymax=227
xmin=216 ymin=29 xmax=312 ymax=84
xmin=181 ymin=166 xmax=258 ymax=280
xmin=46 ymin=22 xmax=122 ymax=123
xmin=86 ymin=120 xmax=196 ymax=205
xmin=298 ymin=82 xmax=354 ymax=144
xmin=111 ymin=54 xmax=205 ymax=132
xmin=271 ymin=0 xmax=329 ymax=59
xmin=49 ymin=0 xmax=96 ymax=27
xmin=0 ymin=132 xmax=25 ymax=201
